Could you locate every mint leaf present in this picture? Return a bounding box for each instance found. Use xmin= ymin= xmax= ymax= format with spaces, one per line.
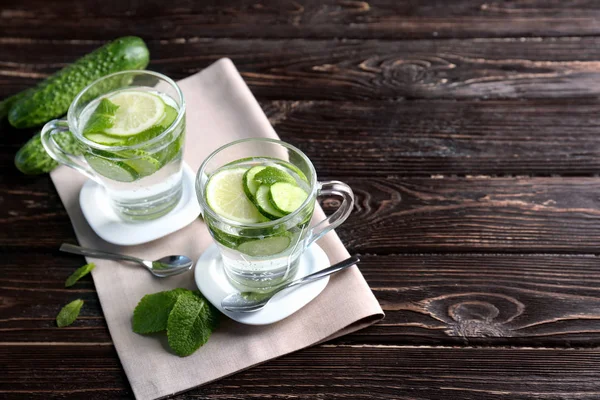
xmin=167 ymin=292 xmax=219 ymax=357
xmin=84 ymin=98 xmax=119 ymax=134
xmin=131 ymin=289 xmax=220 ymax=356
xmin=56 ymin=299 xmax=84 ymax=327
xmin=132 ymin=288 xmax=191 ymax=334
xmin=65 ymin=263 xmax=95 ymax=287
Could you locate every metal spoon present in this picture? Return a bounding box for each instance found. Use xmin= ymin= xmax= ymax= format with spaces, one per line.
xmin=59 ymin=243 xmax=193 ymax=278
xmin=221 ymin=255 xmax=360 ymax=312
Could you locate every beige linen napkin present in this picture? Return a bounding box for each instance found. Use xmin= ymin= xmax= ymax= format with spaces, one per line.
xmin=50 ymin=58 xmax=384 ymax=400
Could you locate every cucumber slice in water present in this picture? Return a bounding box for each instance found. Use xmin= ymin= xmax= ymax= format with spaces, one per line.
xmin=237 ymin=235 xmax=291 ymax=257
xmin=276 ymin=160 xmax=309 ymax=183
xmin=254 ymin=185 xmax=286 ymax=220
xmin=225 ymin=157 xmax=309 ymax=183
xmin=123 ymin=151 xmax=162 ymax=178
xmin=85 ymin=154 xmax=138 ymax=182
xmin=87 ymin=148 xmax=163 ymax=179
xmin=270 ymin=182 xmax=309 ymax=214
xmin=243 ymin=166 xmax=266 ymax=200
xmin=211 ymin=227 xmax=243 ymax=248
xmin=84 ymin=133 xmax=127 ymax=145
xmin=254 ymin=166 xmax=296 ymax=186
xmin=156 ymin=104 xmax=178 ymax=130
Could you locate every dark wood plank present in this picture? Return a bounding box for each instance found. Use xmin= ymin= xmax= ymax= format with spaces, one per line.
xmin=2 ymin=344 xmax=600 ymax=399
xmin=338 ymin=177 xmax=600 ymax=253
xmin=3 ymin=0 xmax=600 ymax=40
xmin=6 ymin=252 xmax=600 ymax=347
xmin=4 ymin=177 xmax=600 ymax=253
xmin=5 ymin=37 xmax=600 ymax=100
xmin=0 ymin=174 xmax=75 ymax=250
xmin=4 ymin=1 xmax=600 ymax=399
xmin=0 ymin=251 xmax=109 ymax=343
xmin=346 ymin=253 xmax=600 ymax=347
xmin=8 ymin=98 xmax=600 ymax=179
xmin=267 ymin=99 xmax=600 ymax=177
xmin=0 ymin=343 xmax=132 ymax=399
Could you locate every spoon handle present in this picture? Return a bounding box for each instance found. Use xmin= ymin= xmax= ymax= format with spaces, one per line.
xmin=60 ymin=243 xmax=143 ymax=264
xmin=287 ymin=255 xmax=360 ymax=289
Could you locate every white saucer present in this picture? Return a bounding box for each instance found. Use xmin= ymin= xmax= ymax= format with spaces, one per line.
xmin=195 ymin=243 xmax=330 ymax=325
xmin=79 ymin=163 xmax=200 ymax=246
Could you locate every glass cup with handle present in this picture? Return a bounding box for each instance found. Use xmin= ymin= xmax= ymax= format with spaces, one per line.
xmin=196 ymin=138 xmax=354 ymax=292
xmin=41 ymin=70 xmax=186 ymax=221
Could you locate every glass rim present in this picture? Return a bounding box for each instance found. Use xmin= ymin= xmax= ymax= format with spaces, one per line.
xmin=196 ymin=138 xmax=318 ymax=228
xmin=67 ymin=69 xmax=186 ymax=151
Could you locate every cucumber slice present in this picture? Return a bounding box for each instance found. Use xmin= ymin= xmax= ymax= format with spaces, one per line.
xmin=158 ymin=104 xmax=178 ymax=129
xmin=224 ymin=157 xmax=309 ymax=183
xmin=87 ymin=148 xmax=162 ymax=179
xmin=155 ymin=131 xmax=184 ymax=165
xmin=237 ymin=235 xmax=291 ymax=257
xmin=210 ymin=227 xmax=242 ymax=248
xmin=270 ymin=182 xmax=309 ymax=214
xmin=84 ymin=133 xmax=127 ymax=145
xmin=254 ymin=166 xmax=296 ymax=186
xmin=243 ymin=166 xmax=266 ymax=200
xmin=275 ymin=160 xmax=309 ymax=183
xmin=123 ymin=150 xmax=163 ymax=178
xmin=85 ymin=154 xmax=139 ymax=182
xmin=254 ymin=185 xmax=285 ymax=220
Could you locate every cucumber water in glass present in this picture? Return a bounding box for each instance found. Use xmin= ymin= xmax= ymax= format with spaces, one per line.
xmin=41 ymin=70 xmax=185 ymax=221
xmin=196 ymin=138 xmax=355 ymax=292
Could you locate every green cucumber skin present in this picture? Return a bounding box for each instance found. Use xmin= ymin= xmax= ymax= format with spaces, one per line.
xmin=14 ymin=131 xmax=82 ymax=175
xmin=0 ymin=89 xmax=32 ymax=119
xmin=8 ymin=36 xmax=150 ymax=128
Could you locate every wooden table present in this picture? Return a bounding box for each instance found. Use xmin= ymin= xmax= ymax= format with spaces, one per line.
xmin=3 ymin=1 xmax=600 ymax=398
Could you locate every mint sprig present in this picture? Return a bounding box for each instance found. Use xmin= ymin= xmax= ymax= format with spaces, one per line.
xmin=132 ymin=289 xmax=219 ymax=357
xmin=132 ymin=288 xmax=189 ymax=334
xmin=83 ymin=98 xmax=119 ymax=134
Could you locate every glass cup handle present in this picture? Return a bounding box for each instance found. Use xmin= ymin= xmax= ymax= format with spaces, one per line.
xmin=40 ymin=119 xmax=99 ymax=182
xmin=305 ymin=180 xmax=355 ymax=248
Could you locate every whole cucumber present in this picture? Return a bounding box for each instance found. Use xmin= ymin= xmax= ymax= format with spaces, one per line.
xmin=14 ymin=131 xmax=83 ymax=175
xmin=0 ymin=89 xmax=31 ymax=119
xmin=8 ymin=36 xmax=149 ymax=128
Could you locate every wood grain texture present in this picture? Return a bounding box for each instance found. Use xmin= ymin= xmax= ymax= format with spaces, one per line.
xmin=266 ymin=99 xmax=600 ymax=177
xmin=3 ymin=1 xmax=600 ymax=398
xmin=2 ymin=0 xmax=600 ymax=40
xmin=0 ymin=251 xmax=108 ymax=343
xmin=350 ymin=254 xmax=600 ymax=347
xmin=5 ymin=177 xmax=600 ymax=253
xmin=5 ymin=37 xmax=600 ymax=100
xmin=8 ymin=98 xmax=600 ymax=179
xmin=3 ymin=344 xmax=600 ymax=399
xmin=334 ymin=177 xmax=600 ymax=253
xmin=6 ymin=253 xmax=600 ymax=347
